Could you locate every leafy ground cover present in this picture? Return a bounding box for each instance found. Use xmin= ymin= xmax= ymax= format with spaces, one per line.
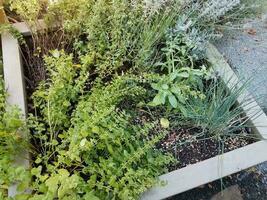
xmin=0 ymin=0 xmax=265 ymax=199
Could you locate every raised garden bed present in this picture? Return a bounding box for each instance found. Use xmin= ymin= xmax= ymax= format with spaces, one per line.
xmin=1 ymin=1 xmax=267 ymax=199
xmin=2 ymin=22 xmax=267 ymax=199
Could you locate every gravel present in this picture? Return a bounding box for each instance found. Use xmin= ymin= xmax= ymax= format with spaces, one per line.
xmin=214 ymin=17 xmax=267 ymax=113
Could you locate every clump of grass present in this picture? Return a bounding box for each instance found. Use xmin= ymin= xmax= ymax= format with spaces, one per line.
xmin=175 ymin=77 xmax=260 ymax=141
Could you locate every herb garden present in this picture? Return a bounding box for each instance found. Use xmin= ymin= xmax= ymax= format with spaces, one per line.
xmin=0 ymin=0 xmax=267 ymax=200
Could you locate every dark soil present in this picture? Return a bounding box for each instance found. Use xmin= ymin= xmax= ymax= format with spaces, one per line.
xmin=133 ymin=109 xmax=257 ymax=172
xmin=160 ymin=126 xmax=256 ymax=171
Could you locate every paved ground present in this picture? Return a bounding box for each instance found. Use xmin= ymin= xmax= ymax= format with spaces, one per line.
xmin=170 ymin=14 xmax=267 ymax=200
xmin=214 ymin=16 xmax=267 ymax=113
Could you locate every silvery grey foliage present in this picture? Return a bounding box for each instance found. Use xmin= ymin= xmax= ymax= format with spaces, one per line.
xmin=131 ymin=0 xmax=173 ymax=16
xmin=143 ymin=0 xmax=171 ymax=15
xmin=168 ymin=0 xmax=244 ymax=59
xmin=171 ymin=17 xmax=209 ymax=60
xmin=140 ymin=0 xmax=258 ymax=61
xmin=135 ymin=0 xmax=244 ymax=21
xmin=199 ymin=0 xmax=241 ymax=21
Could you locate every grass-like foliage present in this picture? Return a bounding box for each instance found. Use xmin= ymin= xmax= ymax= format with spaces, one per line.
xmin=178 ymin=78 xmax=258 ymax=139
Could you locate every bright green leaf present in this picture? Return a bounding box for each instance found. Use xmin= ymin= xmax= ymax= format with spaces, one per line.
xmin=160 ymin=118 xmax=170 ymax=129
xmin=58 ymin=169 xmax=70 ymax=178
xmin=83 ymin=191 xmax=100 ymax=200
xmin=80 ymin=138 xmax=87 ymax=147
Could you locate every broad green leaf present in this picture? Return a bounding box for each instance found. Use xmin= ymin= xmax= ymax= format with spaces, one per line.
xmin=45 ymin=176 xmax=59 ymax=192
xmin=58 ymin=186 xmax=67 ymax=199
xmin=109 ymin=176 xmax=117 ymax=187
xmin=161 ymin=84 xmax=169 ymax=90
xmin=87 ymin=174 xmax=97 ymax=186
xmin=28 ymin=194 xmax=46 ymax=200
xmin=51 ymin=139 xmax=58 ymax=146
xmin=179 ymin=104 xmax=188 ymax=117
xmin=160 ymin=92 xmax=167 ymax=104
xmin=168 ymin=95 xmax=178 ymax=108
xmin=31 ymin=166 xmax=42 ymax=176
xmin=107 ymin=144 xmax=114 ymax=155
xmin=92 ymin=126 xmax=100 ymax=133
xmin=58 ymin=169 xmax=70 ymax=178
xmin=151 ymin=83 xmax=161 ymax=91
xmin=152 ymin=93 xmax=164 ymax=105
xmin=14 ymin=194 xmax=31 ymax=200
xmin=123 ymin=150 xmax=129 ymax=156
xmin=35 ymin=157 xmax=42 ymax=164
xmin=83 ymin=191 xmax=100 ymax=200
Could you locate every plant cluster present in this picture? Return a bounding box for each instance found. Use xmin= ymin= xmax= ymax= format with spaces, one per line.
xmin=0 ymin=0 xmax=264 ymax=199
xmin=148 ymin=28 xmax=209 ymax=110
xmin=26 ymin=55 xmax=175 ymax=199
xmin=0 ymin=77 xmax=30 ymax=199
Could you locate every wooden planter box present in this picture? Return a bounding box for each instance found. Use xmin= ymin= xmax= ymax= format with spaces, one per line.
xmin=2 ymin=22 xmax=267 ymax=199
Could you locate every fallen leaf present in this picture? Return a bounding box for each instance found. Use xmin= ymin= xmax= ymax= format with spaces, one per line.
xmin=246 ymin=28 xmax=257 ymax=35
xmin=160 ymin=118 xmax=170 ymax=129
